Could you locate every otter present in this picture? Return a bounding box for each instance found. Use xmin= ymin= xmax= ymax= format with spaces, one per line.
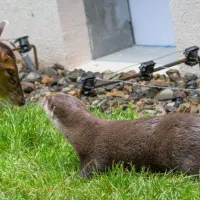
xmin=42 ymin=94 xmax=200 ymax=178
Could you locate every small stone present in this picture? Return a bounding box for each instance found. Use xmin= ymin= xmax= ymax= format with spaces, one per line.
xmin=68 ymin=69 xmax=86 ymax=82
xmin=49 ymin=86 xmax=61 ymax=92
xmin=86 ymin=71 xmax=95 ymax=77
xmin=153 ymin=74 xmax=160 ymax=80
xmin=166 ymin=69 xmax=181 ymax=82
xmin=68 ymin=90 xmax=77 ymax=96
xmin=190 ymin=105 xmax=199 ymax=114
xmin=156 ymin=89 xmax=174 ymax=100
xmin=104 ymin=83 xmax=120 ymax=91
xmin=41 ymin=76 xmax=53 ymax=84
xmin=24 ymin=72 xmax=41 ymax=83
xmin=21 ymin=82 xmax=36 ymax=93
xmin=150 ymin=75 xmax=171 ymax=87
xmin=34 ymin=81 xmax=41 ymax=87
xmin=121 ymin=70 xmax=136 ymax=79
xmin=96 ymin=88 xmax=106 ymax=95
xmin=177 ymin=103 xmax=191 ymax=113
xmin=186 ymin=80 xmax=197 ymax=89
xmin=142 ymin=98 xmax=156 ymax=105
xmin=143 ymin=105 xmax=155 ymax=110
xmin=94 ymin=72 xmax=103 ymax=78
xmin=76 ymin=77 xmax=82 ymax=83
xmin=57 ymin=69 xmax=65 ymax=77
xmin=107 ymin=89 xmax=125 ymax=97
xmin=159 ymin=74 xmax=167 ymax=80
xmin=52 ymin=63 xmax=65 ymax=71
xmin=165 ymin=102 xmax=175 ymax=113
xmin=196 ymin=78 xmax=200 ymax=88
xmin=57 ymin=77 xmax=67 ymax=86
xmin=123 ymin=85 xmax=133 ymax=93
xmin=62 ymin=87 xmax=71 ymax=93
xmin=68 ymin=84 xmax=75 ymax=89
xmin=177 ymin=80 xmax=186 ymax=88
xmin=19 ymin=71 xmax=28 ymax=80
xmin=103 ymin=72 xmax=123 ymax=80
xmin=189 ymin=95 xmax=200 ymax=105
xmin=173 ymin=91 xmax=187 ymax=99
xmin=183 ymin=73 xmax=198 ymax=83
xmin=38 ymin=67 xmax=57 ymax=77
xmin=91 ymin=99 xmax=100 ymax=107
xmin=136 ymin=101 xmax=145 ymax=108
xmin=97 ymin=99 xmax=109 ymax=109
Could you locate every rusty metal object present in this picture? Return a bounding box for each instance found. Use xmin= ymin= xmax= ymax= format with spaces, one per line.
xmin=11 ymin=36 xmax=39 ymax=71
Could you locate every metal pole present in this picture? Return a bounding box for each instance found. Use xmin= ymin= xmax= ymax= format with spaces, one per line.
xmin=94 ymin=58 xmax=186 ymax=88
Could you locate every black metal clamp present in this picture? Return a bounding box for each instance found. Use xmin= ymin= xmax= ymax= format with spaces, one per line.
xmin=79 ymin=46 xmax=200 ymax=97
xmin=79 ymin=75 xmax=97 ymax=97
xmin=138 ymin=60 xmax=156 ymax=81
xmin=14 ymin=36 xmax=32 ymax=54
xmin=184 ymin=46 xmax=200 ymax=67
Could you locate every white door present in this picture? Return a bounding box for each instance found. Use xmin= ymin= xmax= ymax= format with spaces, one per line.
xmin=129 ymin=0 xmax=175 ymax=47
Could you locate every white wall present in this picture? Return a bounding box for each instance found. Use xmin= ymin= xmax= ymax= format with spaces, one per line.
xmin=170 ymin=0 xmax=200 ymax=73
xmin=0 ymin=0 xmax=67 ymax=67
xmin=170 ymin=0 xmax=200 ymax=50
xmin=56 ymin=0 xmax=92 ymax=69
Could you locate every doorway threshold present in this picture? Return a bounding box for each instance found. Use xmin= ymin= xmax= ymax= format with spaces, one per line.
xmin=76 ymin=46 xmax=181 ymax=74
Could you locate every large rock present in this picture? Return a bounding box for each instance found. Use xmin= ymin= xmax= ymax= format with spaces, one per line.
xmin=156 ymin=89 xmax=174 ymax=100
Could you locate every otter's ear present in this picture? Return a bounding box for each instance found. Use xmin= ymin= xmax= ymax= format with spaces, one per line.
xmin=0 ymin=20 xmax=9 ymax=36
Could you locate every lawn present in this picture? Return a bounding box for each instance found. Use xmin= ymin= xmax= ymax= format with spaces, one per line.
xmin=0 ymin=103 xmax=200 ymax=200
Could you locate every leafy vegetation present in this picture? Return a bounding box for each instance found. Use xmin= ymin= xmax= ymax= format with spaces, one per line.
xmin=0 ymin=103 xmax=199 ymax=199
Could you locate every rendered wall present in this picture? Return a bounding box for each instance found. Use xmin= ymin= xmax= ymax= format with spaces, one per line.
xmin=57 ymin=0 xmax=92 ymax=69
xmin=0 ymin=0 xmax=67 ymax=67
xmin=170 ymin=0 xmax=200 ymax=73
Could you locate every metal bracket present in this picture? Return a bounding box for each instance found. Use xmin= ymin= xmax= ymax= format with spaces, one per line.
xmin=14 ymin=36 xmax=32 ymax=54
xmin=79 ymin=75 xmax=97 ymax=97
xmin=184 ymin=46 xmax=199 ymax=67
xmin=139 ymin=60 xmax=156 ymax=81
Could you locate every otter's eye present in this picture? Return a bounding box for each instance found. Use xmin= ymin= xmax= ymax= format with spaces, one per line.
xmin=6 ymin=69 xmax=14 ymax=76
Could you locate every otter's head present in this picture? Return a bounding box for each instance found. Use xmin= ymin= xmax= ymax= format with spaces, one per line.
xmin=42 ymin=94 xmax=88 ymax=129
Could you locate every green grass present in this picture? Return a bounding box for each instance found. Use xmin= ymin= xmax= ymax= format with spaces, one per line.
xmin=0 ymin=103 xmax=200 ymax=200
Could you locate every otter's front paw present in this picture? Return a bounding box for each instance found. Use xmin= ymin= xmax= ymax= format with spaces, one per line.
xmin=79 ymin=168 xmax=94 ymax=179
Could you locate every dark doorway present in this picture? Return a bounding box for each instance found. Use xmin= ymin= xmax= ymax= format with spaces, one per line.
xmin=83 ymin=0 xmax=134 ymax=59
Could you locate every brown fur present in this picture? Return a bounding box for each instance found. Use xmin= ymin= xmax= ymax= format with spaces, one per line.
xmin=42 ymin=94 xmax=200 ymax=177
xmin=0 ymin=21 xmax=25 ymax=106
